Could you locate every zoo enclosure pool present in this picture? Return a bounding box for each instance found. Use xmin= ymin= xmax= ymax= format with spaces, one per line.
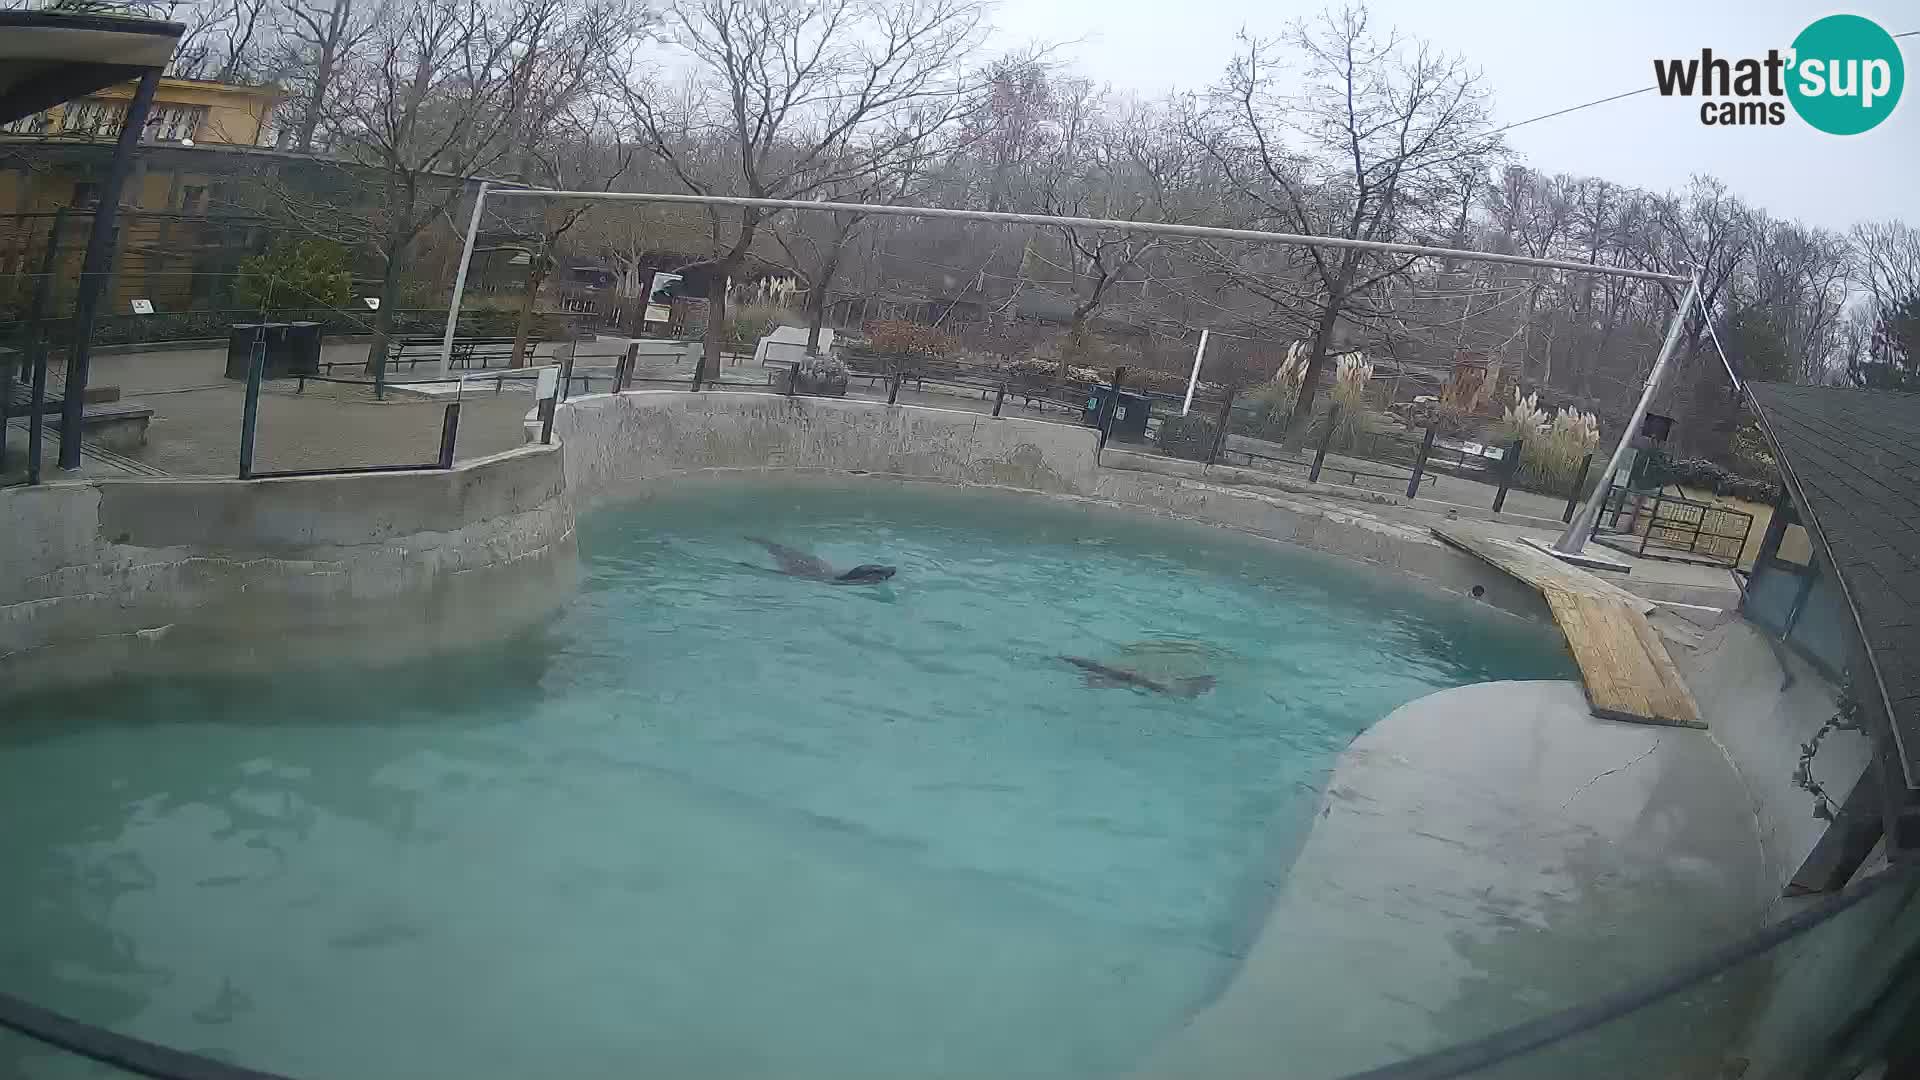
xmin=0 ymin=474 xmax=1914 ymax=1080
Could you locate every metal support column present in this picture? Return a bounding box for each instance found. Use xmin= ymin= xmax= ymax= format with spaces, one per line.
xmin=437 ymin=180 xmax=489 ymax=379
xmin=1564 ymin=453 xmax=1595 ymax=523
xmin=1407 ymin=427 xmax=1436 ymax=500
xmin=1555 ymin=273 xmax=1702 ymax=554
xmin=59 ymin=68 xmax=160 ymax=471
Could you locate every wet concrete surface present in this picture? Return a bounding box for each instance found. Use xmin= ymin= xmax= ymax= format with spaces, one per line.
xmin=1135 ymin=679 xmax=1770 ymax=1079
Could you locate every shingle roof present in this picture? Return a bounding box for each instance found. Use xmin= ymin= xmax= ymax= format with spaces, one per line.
xmin=1746 ymin=382 xmax=1920 ymax=788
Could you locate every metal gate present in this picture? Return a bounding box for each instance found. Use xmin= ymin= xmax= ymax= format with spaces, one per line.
xmin=1595 ymin=484 xmax=1753 ymax=567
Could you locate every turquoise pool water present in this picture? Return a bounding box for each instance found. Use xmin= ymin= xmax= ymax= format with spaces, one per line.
xmin=0 ymin=480 xmax=1574 ymax=1079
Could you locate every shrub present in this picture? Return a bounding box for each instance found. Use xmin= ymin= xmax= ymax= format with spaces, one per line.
xmin=1642 ymin=455 xmax=1780 ymax=503
xmin=863 ymin=319 xmax=958 ymax=358
xmin=1156 ymin=413 xmax=1220 ymax=462
xmin=1487 ymin=388 xmax=1602 ymax=491
xmin=724 ymin=302 xmax=800 ymax=349
xmin=234 ymin=237 xmax=352 ymax=312
xmin=1328 ymin=351 xmax=1373 ymax=447
xmin=1121 ymin=367 xmax=1189 ymax=394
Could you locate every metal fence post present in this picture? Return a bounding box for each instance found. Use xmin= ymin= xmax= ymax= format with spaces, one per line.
xmin=1492 ymin=437 xmax=1524 ymax=513
xmin=16 ymin=207 xmax=67 ymax=483
xmin=1564 ymin=452 xmax=1595 ymax=523
xmin=1406 ymin=426 xmax=1436 ymax=500
xmin=993 ymin=377 xmax=1007 ymax=417
xmin=615 ymin=341 xmax=636 ymax=393
xmin=886 ymin=370 xmax=902 ymax=405
xmin=1207 ymin=387 xmax=1235 ymax=466
xmin=61 ymin=69 xmax=159 ymax=470
xmin=556 ymin=340 xmax=576 ymax=403
xmin=1309 ymin=403 xmax=1341 ymax=484
xmin=437 ymin=401 xmax=461 ymax=468
xmin=25 ymin=346 xmax=48 ymax=484
xmin=238 ymin=336 xmax=265 ymax=479
xmin=1098 ymin=366 xmax=1129 ymax=451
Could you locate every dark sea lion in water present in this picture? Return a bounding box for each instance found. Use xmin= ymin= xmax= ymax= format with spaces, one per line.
xmin=1059 ymin=655 xmax=1216 ymax=698
xmin=747 ymin=537 xmax=896 ymax=584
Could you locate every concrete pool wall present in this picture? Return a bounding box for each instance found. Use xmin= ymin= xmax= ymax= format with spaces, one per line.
xmin=550 ymin=389 xmax=1552 ymax=620
xmin=0 ymin=444 xmax=574 ymax=695
xmin=555 ymin=388 xmax=1873 ymax=1076
xmin=0 ymin=385 xmax=1884 ymax=1075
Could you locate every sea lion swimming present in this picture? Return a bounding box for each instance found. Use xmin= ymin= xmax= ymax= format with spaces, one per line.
xmin=747 ymin=537 xmax=897 ymax=584
xmin=1059 ymin=655 xmax=1217 ymax=698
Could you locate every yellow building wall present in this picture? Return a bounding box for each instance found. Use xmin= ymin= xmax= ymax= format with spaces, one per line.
xmin=79 ymin=77 xmax=279 ymax=147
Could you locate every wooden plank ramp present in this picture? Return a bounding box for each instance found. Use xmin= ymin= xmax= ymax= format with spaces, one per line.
xmin=1432 ymin=524 xmax=1704 ymax=729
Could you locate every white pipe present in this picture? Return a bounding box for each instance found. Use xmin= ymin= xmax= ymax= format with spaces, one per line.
xmin=481 ymin=189 xmax=1690 ymax=285
xmin=1182 ymin=328 xmax=1209 ymax=416
xmin=1553 ymin=272 xmax=1703 ymax=555
xmin=439 ymin=180 xmax=489 ymax=378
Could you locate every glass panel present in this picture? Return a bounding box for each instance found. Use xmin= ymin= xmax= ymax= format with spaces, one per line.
xmin=1744 ymin=560 xmax=1804 ymax=635
xmin=1789 ymin=565 xmax=1857 ymax=675
xmin=1417 ymin=868 xmax=1920 ymax=1080
xmin=1777 ymin=522 xmax=1815 ymax=566
xmin=0 ymin=1027 xmax=141 ymax=1079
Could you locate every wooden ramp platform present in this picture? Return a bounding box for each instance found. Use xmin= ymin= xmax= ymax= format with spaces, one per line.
xmin=1433 ymin=524 xmax=1704 ymax=729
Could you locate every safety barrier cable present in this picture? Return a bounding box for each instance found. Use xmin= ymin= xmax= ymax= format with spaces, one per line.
xmin=1338 ymin=862 xmax=1919 ymax=1080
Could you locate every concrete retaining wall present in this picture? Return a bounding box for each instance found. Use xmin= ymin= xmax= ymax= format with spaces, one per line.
xmin=1 ymin=444 xmax=575 ymax=695
xmin=553 ymin=390 xmax=1553 ymax=622
xmin=1679 ymin=621 xmax=1874 ymax=896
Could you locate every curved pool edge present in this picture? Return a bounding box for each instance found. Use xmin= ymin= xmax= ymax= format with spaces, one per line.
xmin=550 ymin=390 xmax=1557 ymax=626
xmin=1130 ymin=678 xmax=1772 ymax=1079
xmin=0 ymin=443 xmax=578 ymax=698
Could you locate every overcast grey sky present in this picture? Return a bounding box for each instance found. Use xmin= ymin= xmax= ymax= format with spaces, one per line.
xmin=991 ymin=0 xmax=1917 ymax=232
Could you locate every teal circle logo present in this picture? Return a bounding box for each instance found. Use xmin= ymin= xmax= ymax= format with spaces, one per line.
xmin=1787 ymin=14 xmax=1904 ymax=135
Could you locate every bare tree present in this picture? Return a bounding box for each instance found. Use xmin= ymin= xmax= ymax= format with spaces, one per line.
xmin=612 ymin=0 xmax=986 ymax=383
xmin=503 ymin=124 xmax=635 ymax=367
xmin=1851 ymin=219 xmax=1920 ymax=314
xmin=278 ymin=0 xmax=381 ymax=153
xmin=170 ymin=0 xmax=281 ymax=80
xmin=769 ymin=165 xmax=924 ymax=355
xmin=296 ymin=0 xmax=528 ymax=374
xmin=1194 ymin=5 xmax=1501 ymax=443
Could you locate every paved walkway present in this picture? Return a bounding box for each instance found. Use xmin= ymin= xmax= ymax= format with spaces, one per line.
xmin=15 ymin=342 xmax=602 ymax=479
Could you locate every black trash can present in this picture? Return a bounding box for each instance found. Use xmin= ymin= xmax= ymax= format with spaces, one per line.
xmin=226 ymin=322 xmax=323 ymax=380
xmin=1081 ymin=384 xmax=1152 ymax=442
xmin=283 ymin=321 xmax=323 ymax=375
xmin=227 ymin=323 xmax=283 ymax=380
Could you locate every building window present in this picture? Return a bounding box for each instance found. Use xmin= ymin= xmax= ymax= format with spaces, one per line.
xmin=146 ymin=104 xmax=207 ymax=142
xmin=1743 ymin=496 xmax=1857 ymax=678
xmin=7 ymin=99 xmax=210 ymax=141
xmin=60 ymin=99 xmax=125 ymax=138
xmin=0 ymin=111 xmax=56 ymax=135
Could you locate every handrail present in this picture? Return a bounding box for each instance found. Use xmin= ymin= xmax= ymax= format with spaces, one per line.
xmin=1340 ymin=863 xmax=1917 ymax=1080
xmin=2 ymin=865 xmax=1910 ymax=1080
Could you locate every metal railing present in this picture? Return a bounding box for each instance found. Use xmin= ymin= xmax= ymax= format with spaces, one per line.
xmin=3 ymin=861 xmax=1912 ymax=1079
xmin=1595 ymin=484 xmax=1754 ymax=568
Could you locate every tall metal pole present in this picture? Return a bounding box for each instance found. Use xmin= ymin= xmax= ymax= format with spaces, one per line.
xmin=439 ymin=181 xmax=490 ymax=378
xmin=1553 ymin=272 xmax=1702 ymax=555
xmin=482 ymin=189 xmax=1689 ymax=286
xmin=1181 ymin=328 xmax=1209 ymax=416
xmin=59 ymin=68 xmax=160 ymax=470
